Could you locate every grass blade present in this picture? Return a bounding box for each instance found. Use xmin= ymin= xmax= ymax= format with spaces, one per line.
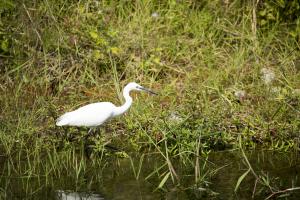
xmin=235 ymin=168 xmax=250 ymax=192
xmin=158 ymin=172 xmax=170 ymax=189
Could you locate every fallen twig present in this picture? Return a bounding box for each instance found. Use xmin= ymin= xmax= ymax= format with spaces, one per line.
xmin=265 ymin=187 xmax=300 ymax=200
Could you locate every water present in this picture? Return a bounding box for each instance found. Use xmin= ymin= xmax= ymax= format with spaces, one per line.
xmin=0 ymin=150 xmax=300 ymax=199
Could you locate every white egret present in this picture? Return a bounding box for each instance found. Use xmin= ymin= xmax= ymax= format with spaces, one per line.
xmin=56 ymin=82 xmax=157 ymax=130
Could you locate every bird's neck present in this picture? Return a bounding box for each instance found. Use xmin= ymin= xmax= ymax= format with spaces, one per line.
xmin=113 ymin=87 xmax=133 ymax=116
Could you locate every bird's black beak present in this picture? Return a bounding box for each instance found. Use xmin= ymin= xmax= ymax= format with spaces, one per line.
xmin=139 ymin=87 xmax=158 ymax=95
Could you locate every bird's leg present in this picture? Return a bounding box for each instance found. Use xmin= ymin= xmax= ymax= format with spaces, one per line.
xmin=88 ymin=127 xmax=100 ymax=137
xmin=85 ymin=128 xmax=94 ymax=142
xmin=62 ymin=127 xmax=69 ymax=141
xmin=95 ymin=127 xmax=101 ymax=137
xmin=88 ymin=128 xmax=94 ymax=135
xmin=83 ymin=129 xmax=92 ymax=159
xmin=103 ymin=137 xmax=122 ymax=152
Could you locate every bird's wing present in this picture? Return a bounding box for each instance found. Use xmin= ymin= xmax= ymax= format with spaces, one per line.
xmin=58 ymin=102 xmax=116 ymax=127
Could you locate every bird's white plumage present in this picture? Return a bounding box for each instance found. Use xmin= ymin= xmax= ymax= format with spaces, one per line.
xmin=56 ymin=82 xmax=156 ymax=129
xmin=56 ymin=102 xmax=116 ymax=127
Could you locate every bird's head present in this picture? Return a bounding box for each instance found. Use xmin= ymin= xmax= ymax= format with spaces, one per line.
xmin=126 ymin=82 xmax=158 ymax=95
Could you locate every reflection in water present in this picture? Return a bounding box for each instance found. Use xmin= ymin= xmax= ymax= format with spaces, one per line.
xmin=0 ymin=151 xmax=299 ymax=199
xmin=209 ymin=151 xmax=300 ymax=199
xmin=56 ymin=190 xmax=105 ymax=200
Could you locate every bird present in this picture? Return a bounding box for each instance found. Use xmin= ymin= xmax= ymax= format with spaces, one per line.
xmin=56 ymin=82 xmax=157 ymax=132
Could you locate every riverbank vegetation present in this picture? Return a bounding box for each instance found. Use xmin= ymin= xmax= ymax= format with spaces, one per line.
xmin=0 ymin=0 xmax=299 ymax=198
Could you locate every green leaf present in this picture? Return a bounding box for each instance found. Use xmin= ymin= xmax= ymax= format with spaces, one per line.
xmin=1 ymin=39 xmax=8 ymax=52
xmin=234 ymin=168 xmax=250 ymax=192
xmin=267 ymin=13 xmax=276 ymax=20
xmin=110 ymin=47 xmax=121 ymax=55
xmin=158 ymin=172 xmax=170 ymax=189
xmin=260 ymin=19 xmax=267 ymax=26
xmin=89 ymin=31 xmax=99 ymax=40
xmin=92 ymin=50 xmax=104 ymax=60
xmin=259 ymin=10 xmax=266 ymax=16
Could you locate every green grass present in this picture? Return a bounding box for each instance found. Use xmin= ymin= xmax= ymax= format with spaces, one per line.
xmin=0 ymin=0 xmax=300 ymax=195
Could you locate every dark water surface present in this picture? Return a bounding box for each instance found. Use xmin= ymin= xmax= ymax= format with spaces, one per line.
xmin=210 ymin=151 xmax=300 ymax=199
xmin=0 ymin=150 xmax=299 ymax=199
